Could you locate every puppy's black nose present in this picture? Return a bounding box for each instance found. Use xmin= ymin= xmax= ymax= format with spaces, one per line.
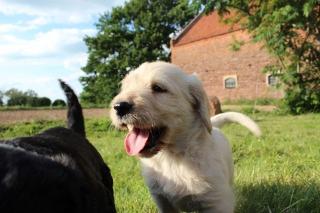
xmin=114 ymin=101 xmax=133 ymax=117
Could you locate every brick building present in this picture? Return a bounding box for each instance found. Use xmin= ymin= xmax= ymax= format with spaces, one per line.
xmin=171 ymin=12 xmax=283 ymax=101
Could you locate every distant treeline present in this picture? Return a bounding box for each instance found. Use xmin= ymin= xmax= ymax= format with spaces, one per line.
xmin=0 ymin=88 xmax=66 ymax=107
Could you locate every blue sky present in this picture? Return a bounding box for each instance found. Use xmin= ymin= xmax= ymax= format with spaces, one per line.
xmin=0 ymin=0 xmax=126 ymax=101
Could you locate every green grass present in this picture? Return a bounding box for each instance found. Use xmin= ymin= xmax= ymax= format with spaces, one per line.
xmin=0 ymin=113 xmax=319 ymax=213
xmin=226 ymin=113 xmax=320 ymax=212
xmin=223 ymin=98 xmax=282 ymax=106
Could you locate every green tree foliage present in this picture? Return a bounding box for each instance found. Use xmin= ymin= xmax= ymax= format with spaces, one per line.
xmin=81 ymin=0 xmax=197 ymax=104
xmin=193 ymin=0 xmax=320 ymax=113
xmin=0 ymin=91 xmax=3 ymax=106
xmin=52 ymin=99 xmax=66 ymax=107
xmin=5 ymin=88 xmax=30 ymax=106
xmin=26 ymin=97 xmax=51 ymax=107
xmin=36 ymin=97 xmax=52 ymax=107
xmin=5 ymin=88 xmax=51 ymax=107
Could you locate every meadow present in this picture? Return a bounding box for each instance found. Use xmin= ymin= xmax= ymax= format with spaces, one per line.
xmin=0 ymin=108 xmax=108 ymax=124
xmin=0 ymin=110 xmax=319 ymax=213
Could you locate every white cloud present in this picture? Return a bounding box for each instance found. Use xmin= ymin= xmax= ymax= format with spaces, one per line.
xmin=63 ymin=52 xmax=88 ymax=72
xmin=26 ymin=17 xmax=49 ymax=27
xmin=0 ymin=24 xmax=20 ymax=33
xmin=0 ymin=0 xmax=125 ymax=24
xmin=0 ymin=72 xmax=83 ymax=101
xmin=0 ymin=28 xmax=95 ymax=58
xmin=0 ymin=0 xmax=126 ymax=100
xmin=0 ymin=17 xmax=49 ymax=33
xmin=0 ymin=27 xmax=91 ymax=100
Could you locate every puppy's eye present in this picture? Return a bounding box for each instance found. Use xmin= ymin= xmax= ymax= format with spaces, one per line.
xmin=151 ymin=84 xmax=167 ymax=93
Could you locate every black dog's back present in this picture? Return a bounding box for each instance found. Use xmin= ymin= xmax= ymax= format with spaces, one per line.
xmin=0 ymin=81 xmax=115 ymax=213
xmin=0 ymin=145 xmax=109 ymax=213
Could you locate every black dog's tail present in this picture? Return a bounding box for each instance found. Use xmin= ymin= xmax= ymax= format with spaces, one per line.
xmin=59 ymin=79 xmax=86 ymax=137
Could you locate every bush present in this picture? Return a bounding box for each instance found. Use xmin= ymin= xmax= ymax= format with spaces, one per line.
xmin=284 ymin=87 xmax=320 ymax=114
xmin=37 ymin=97 xmax=51 ymax=107
xmin=7 ymin=96 xmax=27 ymax=106
xmin=25 ymin=97 xmax=52 ymax=107
xmin=223 ymin=98 xmax=280 ymax=106
xmin=27 ymin=97 xmax=39 ymax=107
xmin=52 ymin=99 xmax=66 ymax=107
xmin=283 ymin=72 xmax=320 ymax=114
xmin=6 ymin=95 xmax=52 ymax=107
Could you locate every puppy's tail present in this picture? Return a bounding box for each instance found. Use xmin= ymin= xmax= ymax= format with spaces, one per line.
xmin=211 ymin=112 xmax=261 ymax=137
xmin=59 ymin=79 xmax=86 ymax=137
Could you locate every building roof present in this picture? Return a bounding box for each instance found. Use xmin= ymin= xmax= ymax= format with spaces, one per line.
xmin=172 ymin=11 xmax=242 ymax=46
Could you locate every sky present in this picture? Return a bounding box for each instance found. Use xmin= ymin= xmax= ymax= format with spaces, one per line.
xmin=0 ymin=0 xmax=126 ymax=101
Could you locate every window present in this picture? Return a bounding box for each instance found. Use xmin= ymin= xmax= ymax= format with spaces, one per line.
xmin=267 ymin=74 xmax=277 ymax=86
xmin=224 ymin=76 xmax=237 ymax=89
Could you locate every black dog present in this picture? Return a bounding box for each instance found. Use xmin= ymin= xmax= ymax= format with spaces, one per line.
xmin=0 ymin=80 xmax=116 ymax=213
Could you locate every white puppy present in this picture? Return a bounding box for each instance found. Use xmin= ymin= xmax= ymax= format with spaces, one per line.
xmin=110 ymin=61 xmax=261 ymax=213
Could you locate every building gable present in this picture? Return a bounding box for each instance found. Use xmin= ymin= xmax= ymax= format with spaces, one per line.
xmin=172 ymin=12 xmax=241 ymax=47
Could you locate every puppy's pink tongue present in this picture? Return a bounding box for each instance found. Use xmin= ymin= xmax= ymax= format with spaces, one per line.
xmin=125 ymin=129 xmax=149 ymax=156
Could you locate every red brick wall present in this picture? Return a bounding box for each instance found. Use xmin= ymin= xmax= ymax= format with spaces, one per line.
xmin=171 ymin=30 xmax=284 ymax=101
xmin=173 ymin=12 xmax=241 ymax=46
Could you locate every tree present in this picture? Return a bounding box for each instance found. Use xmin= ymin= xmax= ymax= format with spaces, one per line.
xmin=27 ymin=97 xmax=39 ymax=107
xmin=5 ymin=88 xmax=28 ymax=106
xmin=36 ymin=97 xmax=52 ymax=107
xmin=5 ymin=88 xmax=41 ymax=107
xmin=193 ymin=0 xmax=320 ymax=113
xmin=52 ymin=99 xmax=66 ymax=107
xmin=0 ymin=91 xmax=3 ymax=106
xmin=26 ymin=96 xmax=51 ymax=107
xmin=81 ymin=0 xmax=197 ymax=104
xmin=24 ymin=90 xmax=39 ymax=106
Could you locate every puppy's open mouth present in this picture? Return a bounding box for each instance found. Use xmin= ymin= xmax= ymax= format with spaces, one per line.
xmin=124 ymin=126 xmax=166 ymax=157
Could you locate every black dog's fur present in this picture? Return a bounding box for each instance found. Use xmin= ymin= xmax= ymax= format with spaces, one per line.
xmin=0 ymin=80 xmax=116 ymax=213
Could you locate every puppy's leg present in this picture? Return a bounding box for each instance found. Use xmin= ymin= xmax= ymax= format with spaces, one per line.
xmin=151 ymin=193 xmax=179 ymax=213
xmin=201 ymin=206 xmax=233 ymax=213
xmin=200 ymin=186 xmax=234 ymax=213
xmin=201 ymin=208 xmax=230 ymax=213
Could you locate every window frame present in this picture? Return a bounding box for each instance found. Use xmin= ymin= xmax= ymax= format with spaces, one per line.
xmin=223 ymin=75 xmax=237 ymax=89
xmin=266 ymin=74 xmax=278 ymax=87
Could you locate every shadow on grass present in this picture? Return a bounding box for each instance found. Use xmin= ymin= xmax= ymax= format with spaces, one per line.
xmin=236 ymin=181 xmax=320 ymax=213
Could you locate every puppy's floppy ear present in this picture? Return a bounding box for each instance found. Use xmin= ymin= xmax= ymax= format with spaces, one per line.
xmin=187 ymin=74 xmax=212 ymax=133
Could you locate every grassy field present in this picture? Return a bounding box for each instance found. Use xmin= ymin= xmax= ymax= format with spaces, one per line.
xmin=0 ymin=108 xmax=109 ymax=124
xmin=0 ymin=112 xmax=319 ymax=212
xmin=0 ymin=105 xmax=273 ymax=124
